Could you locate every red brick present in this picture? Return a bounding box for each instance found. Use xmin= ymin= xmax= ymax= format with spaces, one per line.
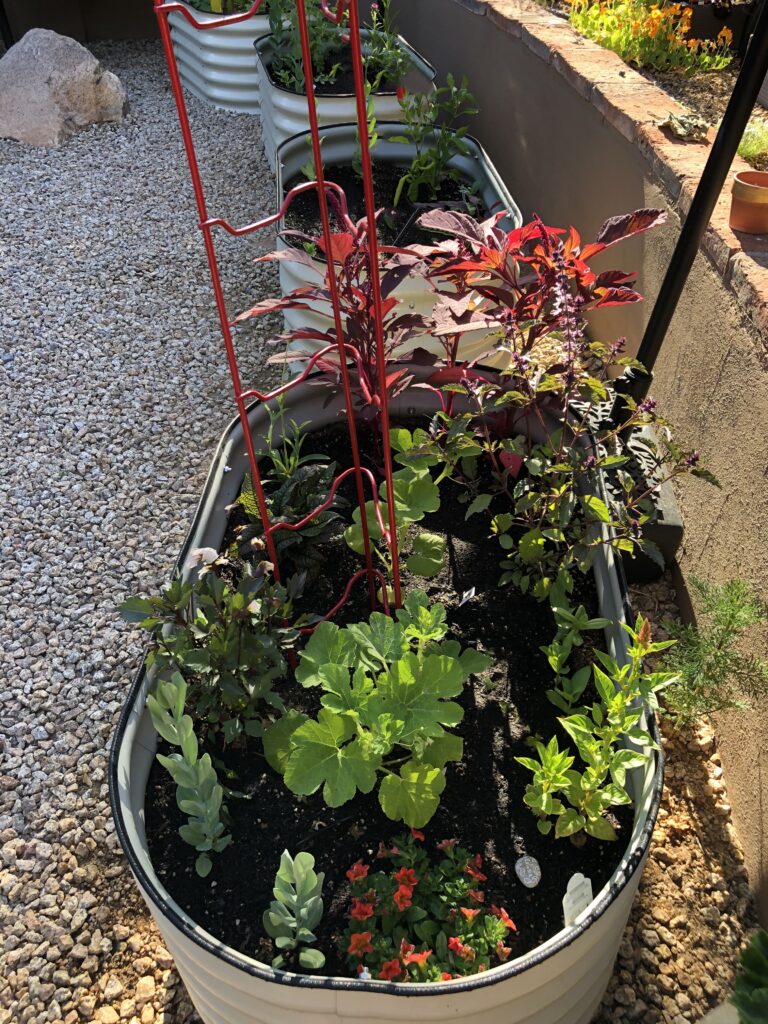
xmin=591 ymin=81 xmax=686 ymax=144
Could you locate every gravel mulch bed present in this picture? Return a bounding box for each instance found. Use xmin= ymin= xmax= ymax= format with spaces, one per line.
xmin=0 ymin=39 xmax=281 ymax=1024
xmin=0 ymin=39 xmax=757 ymax=1024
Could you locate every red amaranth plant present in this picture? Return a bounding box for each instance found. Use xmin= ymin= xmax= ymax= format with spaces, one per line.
xmin=234 ymin=197 xmax=431 ymax=420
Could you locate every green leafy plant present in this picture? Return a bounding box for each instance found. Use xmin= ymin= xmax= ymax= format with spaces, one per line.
xmin=365 ymin=0 xmax=411 ymax=87
xmin=263 ymin=850 xmax=327 ymax=971
xmin=342 ymin=830 xmax=516 ymax=981
xmin=263 ymin=591 xmax=493 ymax=827
xmin=738 ymin=119 xmax=768 ymax=171
xmin=353 ymin=79 xmax=379 ymax=180
xmin=233 ymin=462 xmax=345 ymax=583
xmin=267 ymin=0 xmax=345 ymax=92
xmin=121 ymin=554 xmax=304 ymax=744
xmin=517 ymin=616 xmax=677 ymax=840
xmin=543 ymin=602 xmax=611 ymax=713
xmin=392 ymin=74 xmax=479 ymax=206
xmin=146 ymin=672 xmax=232 ymax=877
xmin=185 ymin=0 xmax=254 ymax=12
xmin=661 ymin=576 xmax=768 ymax=727
xmin=731 ymin=929 xmax=768 ymax=1024
xmin=344 ymin=453 xmax=446 ymax=584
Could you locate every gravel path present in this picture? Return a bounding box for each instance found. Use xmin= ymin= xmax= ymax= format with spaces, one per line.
xmin=0 ymin=39 xmax=756 ymax=1024
xmin=0 ymin=40 xmax=279 ymax=1024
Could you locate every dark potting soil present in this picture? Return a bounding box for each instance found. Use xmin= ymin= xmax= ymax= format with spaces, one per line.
xmin=144 ymin=421 xmax=635 ymax=977
xmin=283 ymin=162 xmax=483 ymax=248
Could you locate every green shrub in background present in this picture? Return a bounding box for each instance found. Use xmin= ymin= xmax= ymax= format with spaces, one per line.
xmin=662 ymin=577 xmax=768 ymax=727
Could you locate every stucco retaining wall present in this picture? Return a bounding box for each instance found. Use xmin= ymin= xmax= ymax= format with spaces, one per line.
xmin=391 ymin=0 xmax=768 ymax=925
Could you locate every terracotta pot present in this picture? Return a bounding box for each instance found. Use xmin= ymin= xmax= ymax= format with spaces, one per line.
xmin=730 ymin=171 xmax=768 ymax=234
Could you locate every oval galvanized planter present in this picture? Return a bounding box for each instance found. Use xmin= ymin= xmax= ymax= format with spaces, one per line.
xmin=109 ymin=375 xmax=664 ymax=1024
xmin=276 ymin=123 xmax=523 ymax=365
xmin=169 ymin=6 xmax=270 ymax=114
xmin=255 ymin=32 xmax=436 ymax=171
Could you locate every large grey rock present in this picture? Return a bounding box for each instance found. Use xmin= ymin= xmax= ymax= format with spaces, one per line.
xmin=0 ymin=29 xmax=127 ymax=146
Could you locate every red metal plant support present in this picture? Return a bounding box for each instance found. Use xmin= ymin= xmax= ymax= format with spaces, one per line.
xmin=153 ymin=0 xmax=403 ymax=619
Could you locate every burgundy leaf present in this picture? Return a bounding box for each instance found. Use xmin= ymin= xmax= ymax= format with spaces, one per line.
xmin=593 ymin=208 xmax=667 ymax=250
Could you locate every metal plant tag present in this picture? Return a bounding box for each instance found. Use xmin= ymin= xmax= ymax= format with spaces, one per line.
xmin=562 ymin=872 xmax=594 ymax=927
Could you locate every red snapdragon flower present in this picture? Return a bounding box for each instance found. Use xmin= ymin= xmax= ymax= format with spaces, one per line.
xmin=403 ymin=948 xmax=432 ymax=967
xmin=496 ymin=941 xmax=512 ymax=962
xmin=350 ymin=898 xmax=374 ymax=921
xmin=348 ymin=931 xmax=373 ymax=957
xmin=459 ymin=907 xmax=481 ymax=921
xmin=399 ymin=938 xmax=415 ymax=960
xmin=393 ymin=884 xmax=413 ymax=911
xmin=436 ymin=838 xmax=457 ymax=851
xmin=346 ymin=860 xmax=370 ymax=883
xmin=410 ymin=828 xmax=425 ymax=841
xmin=441 ymin=972 xmax=453 ymax=980
xmin=490 ymin=905 xmax=517 ymax=931
xmin=378 ymin=959 xmax=401 ymax=981
xmin=467 ymin=888 xmax=485 ymax=903
xmin=394 ymin=867 xmax=418 ymax=888
xmin=396 ymin=85 xmax=407 ymax=103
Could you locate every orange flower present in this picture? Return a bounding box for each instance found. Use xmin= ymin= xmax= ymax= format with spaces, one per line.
xmin=448 ymin=935 xmax=475 ymax=961
xmin=399 ymin=938 xmax=415 ymax=960
xmin=460 ymin=907 xmax=481 ymax=921
xmin=346 ymin=860 xmax=370 ymax=883
xmin=393 ymin=885 xmax=413 ymax=911
xmin=394 ymin=867 xmax=419 ymax=888
xmin=348 ymin=931 xmax=373 ymax=957
xmin=350 ymin=898 xmax=374 ymax=921
xmin=441 ymin=972 xmax=453 ymax=980
xmin=403 ymin=948 xmax=432 ymax=967
xmin=436 ymin=838 xmax=457 ymax=851
xmin=717 ymin=25 xmax=733 ymax=45
xmin=467 ymin=888 xmax=485 ymax=903
xmin=410 ymin=828 xmax=425 ymax=842
xmin=491 ymin=905 xmax=517 ymax=932
xmin=378 ymin=959 xmax=402 ymax=980
xmin=496 ymin=940 xmax=512 ymax=961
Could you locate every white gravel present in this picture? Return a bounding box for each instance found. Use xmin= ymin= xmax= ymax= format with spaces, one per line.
xmin=0 ymin=39 xmax=279 ymax=1024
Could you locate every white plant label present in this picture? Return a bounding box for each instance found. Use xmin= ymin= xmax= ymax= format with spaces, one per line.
xmin=562 ymin=873 xmax=594 ymax=927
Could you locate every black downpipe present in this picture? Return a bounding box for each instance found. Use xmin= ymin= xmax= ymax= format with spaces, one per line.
xmin=618 ymin=0 xmax=768 ymax=406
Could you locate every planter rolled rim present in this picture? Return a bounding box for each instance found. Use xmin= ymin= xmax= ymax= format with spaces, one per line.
xmin=276 ymin=120 xmax=523 ymax=232
xmin=732 ymin=170 xmax=768 ymax=203
xmin=108 ymin=371 xmax=664 ymax=998
xmin=254 ymin=30 xmax=436 ymax=98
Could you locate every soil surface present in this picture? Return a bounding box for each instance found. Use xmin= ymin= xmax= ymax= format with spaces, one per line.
xmin=284 ymin=162 xmax=484 ymax=247
xmin=145 ymin=421 xmax=635 ymax=979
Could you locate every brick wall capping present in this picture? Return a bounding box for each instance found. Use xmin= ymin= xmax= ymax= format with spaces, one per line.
xmin=450 ymin=0 xmax=768 ymax=349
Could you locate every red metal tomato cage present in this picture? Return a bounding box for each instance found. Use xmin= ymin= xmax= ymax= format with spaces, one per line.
xmin=153 ymin=0 xmax=403 ymax=623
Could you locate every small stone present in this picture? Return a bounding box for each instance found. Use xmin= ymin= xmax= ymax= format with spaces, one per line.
xmin=514 ymin=855 xmax=541 ymax=889
xmin=96 ymin=1009 xmax=120 ymax=1024
xmin=103 ymin=975 xmax=124 ymax=1001
xmin=134 ymin=976 xmax=155 ymax=1007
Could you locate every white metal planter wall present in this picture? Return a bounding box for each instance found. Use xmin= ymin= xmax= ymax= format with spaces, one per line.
xmin=169 ymin=7 xmax=270 ymax=114
xmin=110 ymin=378 xmax=664 ymax=1024
xmin=255 ymin=33 xmax=436 ymax=171
xmin=275 ymin=124 xmax=523 ymax=366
